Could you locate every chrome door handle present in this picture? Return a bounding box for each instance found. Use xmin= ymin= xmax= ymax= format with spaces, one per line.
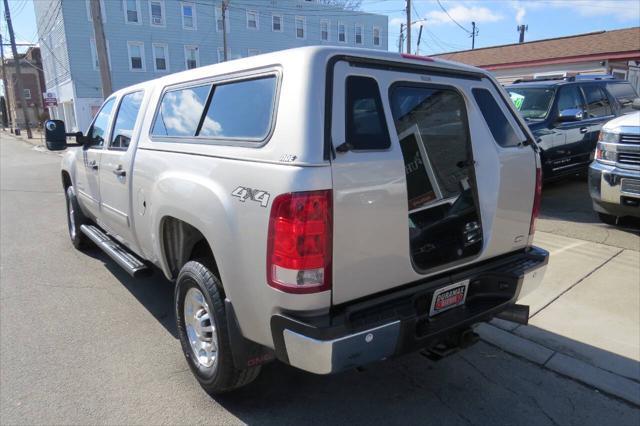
xmin=88 ymin=160 xmax=98 ymax=170
xmin=112 ymin=165 xmax=126 ymax=177
xmin=580 ymin=127 xmax=588 ymax=134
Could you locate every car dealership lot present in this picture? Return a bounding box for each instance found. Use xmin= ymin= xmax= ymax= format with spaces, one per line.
xmin=1 ymin=133 xmax=639 ymax=425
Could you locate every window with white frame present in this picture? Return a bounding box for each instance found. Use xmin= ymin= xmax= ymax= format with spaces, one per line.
xmin=355 ymin=24 xmax=363 ymax=44
xmin=215 ymin=6 xmax=229 ymax=33
xmin=217 ymin=47 xmax=225 ymax=63
xmin=320 ymin=20 xmax=329 ymax=41
xmin=153 ymin=43 xmax=169 ymax=71
xmin=246 ymin=10 xmax=258 ymax=29
xmin=85 ymin=0 xmax=106 ymax=23
xmin=124 ymin=0 xmax=141 ymax=24
xmin=127 ymin=41 xmax=145 ymax=71
xmin=272 ymin=14 xmax=282 ymax=32
xmin=23 ymin=89 xmax=31 ymax=99
xmin=149 ymin=0 xmax=165 ymax=26
xmin=338 ymin=22 xmax=346 ymax=42
xmin=181 ymin=2 xmax=196 ymax=29
xmin=184 ymin=45 xmax=199 ymax=69
xmin=90 ymin=39 xmax=112 ymax=70
xmin=373 ymin=26 xmax=381 ymax=46
xmin=295 ymin=16 xmax=305 ymax=39
xmin=247 ymin=48 xmax=260 ymax=56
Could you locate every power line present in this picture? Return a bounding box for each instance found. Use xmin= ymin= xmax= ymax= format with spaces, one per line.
xmin=435 ymin=0 xmax=471 ymax=34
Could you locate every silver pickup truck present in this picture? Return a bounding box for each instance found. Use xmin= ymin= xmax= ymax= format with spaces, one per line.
xmin=45 ymin=47 xmax=548 ymax=395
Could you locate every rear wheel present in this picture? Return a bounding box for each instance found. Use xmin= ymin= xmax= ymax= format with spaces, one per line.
xmin=175 ymin=260 xmax=261 ymax=395
xmin=598 ymin=212 xmax=618 ymax=226
xmin=65 ymin=186 xmax=91 ymax=249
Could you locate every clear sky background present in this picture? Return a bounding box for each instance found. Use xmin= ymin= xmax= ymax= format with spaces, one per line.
xmin=1 ymin=0 xmax=639 ymax=57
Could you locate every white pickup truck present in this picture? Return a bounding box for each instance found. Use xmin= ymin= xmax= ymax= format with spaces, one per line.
xmin=45 ymin=47 xmax=548 ymax=395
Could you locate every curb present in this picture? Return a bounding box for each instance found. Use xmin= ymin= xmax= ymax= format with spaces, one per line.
xmin=475 ymin=322 xmax=640 ymax=406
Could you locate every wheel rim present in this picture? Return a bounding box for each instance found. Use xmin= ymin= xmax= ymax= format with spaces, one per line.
xmin=184 ymin=287 xmax=218 ymax=371
xmin=67 ymin=189 xmax=76 ymax=239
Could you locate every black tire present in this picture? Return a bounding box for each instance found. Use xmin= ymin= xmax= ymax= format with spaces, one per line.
xmin=598 ymin=212 xmax=618 ymax=226
xmin=65 ymin=185 xmax=91 ymax=249
xmin=175 ymin=260 xmax=261 ymax=395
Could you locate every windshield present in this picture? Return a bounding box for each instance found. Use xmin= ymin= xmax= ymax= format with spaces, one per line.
xmin=508 ymin=87 xmax=555 ymax=120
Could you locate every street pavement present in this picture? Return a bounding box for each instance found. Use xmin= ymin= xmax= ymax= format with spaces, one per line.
xmin=1 ymin=132 xmax=639 ymax=425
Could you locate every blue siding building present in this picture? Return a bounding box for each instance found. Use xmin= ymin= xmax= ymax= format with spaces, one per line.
xmin=34 ymin=0 xmax=388 ymax=131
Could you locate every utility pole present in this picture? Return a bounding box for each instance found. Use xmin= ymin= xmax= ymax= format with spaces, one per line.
xmin=406 ymin=0 xmax=412 ymax=55
xmin=90 ymin=0 xmax=112 ymax=98
xmin=0 ymin=33 xmax=13 ymax=132
xmin=3 ymin=0 xmax=31 ymax=138
xmin=398 ymin=23 xmax=404 ymax=53
xmin=222 ymin=0 xmax=229 ymax=61
xmin=517 ymin=24 xmax=528 ymax=43
xmin=415 ymin=24 xmax=423 ymax=55
xmin=471 ymin=21 xmax=477 ymax=50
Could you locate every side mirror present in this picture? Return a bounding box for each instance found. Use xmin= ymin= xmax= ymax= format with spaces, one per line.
xmin=44 ymin=120 xmax=67 ymax=151
xmin=43 ymin=120 xmax=86 ymax=150
xmin=558 ymin=108 xmax=584 ymax=122
xmin=632 ymin=98 xmax=640 ymax=110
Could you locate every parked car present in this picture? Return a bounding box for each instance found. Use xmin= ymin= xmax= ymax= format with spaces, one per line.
xmin=44 ymin=47 xmax=548 ymax=394
xmin=506 ymin=76 xmax=639 ymax=181
xmin=589 ymin=105 xmax=640 ymax=224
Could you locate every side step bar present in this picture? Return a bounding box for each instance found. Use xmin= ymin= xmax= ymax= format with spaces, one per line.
xmin=80 ymin=224 xmax=151 ymax=278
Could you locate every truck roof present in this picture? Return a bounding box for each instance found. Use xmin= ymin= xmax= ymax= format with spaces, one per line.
xmin=110 ymin=46 xmax=491 ymax=98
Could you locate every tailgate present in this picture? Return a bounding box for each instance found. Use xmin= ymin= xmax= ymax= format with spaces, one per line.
xmin=328 ymin=59 xmax=537 ymax=305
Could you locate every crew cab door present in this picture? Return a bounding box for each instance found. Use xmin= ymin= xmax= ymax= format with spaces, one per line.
xmin=74 ymin=97 xmax=116 ymax=219
xmin=329 ymin=60 xmax=536 ymax=305
xmin=98 ymin=90 xmax=145 ymax=246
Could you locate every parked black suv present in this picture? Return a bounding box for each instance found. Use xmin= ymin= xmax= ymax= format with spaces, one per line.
xmin=506 ymin=76 xmax=638 ymax=181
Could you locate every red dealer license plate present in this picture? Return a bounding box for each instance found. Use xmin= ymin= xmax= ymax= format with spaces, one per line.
xmin=429 ymin=280 xmax=470 ymax=316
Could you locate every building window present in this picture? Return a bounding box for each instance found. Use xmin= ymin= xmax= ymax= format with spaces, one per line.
xmin=373 ymin=26 xmax=381 ymax=46
xmin=338 ymin=22 xmax=346 ymax=43
xmin=295 ymin=16 xmax=305 ymax=39
xmin=124 ymin=0 xmax=141 ymax=24
xmin=184 ymin=45 xmax=199 ymax=69
xmin=85 ymin=0 xmax=106 ymax=23
xmin=149 ymin=0 xmax=165 ymax=26
xmin=320 ymin=20 xmax=329 ymax=41
xmin=23 ymin=89 xmax=31 ymax=100
xmin=247 ymin=48 xmax=260 ymax=57
xmin=217 ymin=47 xmax=225 ymax=63
xmin=153 ymin=43 xmax=169 ymax=72
xmin=181 ymin=2 xmax=196 ymax=30
xmin=246 ymin=10 xmax=258 ymax=29
xmin=127 ymin=41 xmax=145 ymax=71
xmin=355 ymin=24 xmax=363 ymax=44
xmin=215 ymin=6 xmax=229 ymax=33
xmin=90 ymin=39 xmax=112 ymax=71
xmin=272 ymin=14 xmax=282 ymax=32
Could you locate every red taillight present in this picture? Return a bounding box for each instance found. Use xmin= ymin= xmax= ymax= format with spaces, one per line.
xmin=529 ymin=167 xmax=542 ymax=237
xmin=401 ymin=53 xmax=435 ymax=62
xmin=267 ymin=190 xmax=332 ymax=294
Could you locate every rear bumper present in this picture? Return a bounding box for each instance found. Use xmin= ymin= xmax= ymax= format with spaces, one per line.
xmin=589 ymin=161 xmax=640 ymax=218
xmin=271 ymin=247 xmax=549 ymax=375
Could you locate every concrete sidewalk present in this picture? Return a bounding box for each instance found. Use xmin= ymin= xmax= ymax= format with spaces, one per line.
xmin=477 ymin=231 xmax=640 ymax=405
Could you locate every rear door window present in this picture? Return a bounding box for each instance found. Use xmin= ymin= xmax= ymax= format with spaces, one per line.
xmin=345 ymin=76 xmax=390 ymax=150
xmin=582 ymin=85 xmax=612 ymax=118
xmin=473 ymin=88 xmax=522 ymax=147
xmin=151 ymin=84 xmax=211 ymax=137
xmin=606 ymin=82 xmax=638 ymax=113
xmin=110 ymin=91 xmax=144 ymax=150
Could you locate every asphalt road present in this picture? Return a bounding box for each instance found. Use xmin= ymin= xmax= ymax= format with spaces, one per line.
xmin=1 ymin=134 xmax=639 ymax=425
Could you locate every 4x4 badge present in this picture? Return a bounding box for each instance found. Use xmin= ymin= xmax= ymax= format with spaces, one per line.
xmin=231 ymin=186 xmax=270 ymax=207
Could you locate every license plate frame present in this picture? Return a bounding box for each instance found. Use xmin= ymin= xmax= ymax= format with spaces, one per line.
xmin=429 ymin=280 xmax=470 ymax=317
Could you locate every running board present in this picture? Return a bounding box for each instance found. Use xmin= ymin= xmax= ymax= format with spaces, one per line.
xmin=80 ymin=224 xmax=151 ymax=278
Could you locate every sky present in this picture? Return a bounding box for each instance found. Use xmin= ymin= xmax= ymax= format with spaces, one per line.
xmin=0 ymin=0 xmax=639 ymax=63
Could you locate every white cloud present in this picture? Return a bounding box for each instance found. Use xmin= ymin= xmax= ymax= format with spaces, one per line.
xmin=426 ymin=5 xmax=503 ymax=27
xmin=389 ymin=17 xmax=405 ymax=27
xmin=510 ymin=0 xmax=640 ymax=23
